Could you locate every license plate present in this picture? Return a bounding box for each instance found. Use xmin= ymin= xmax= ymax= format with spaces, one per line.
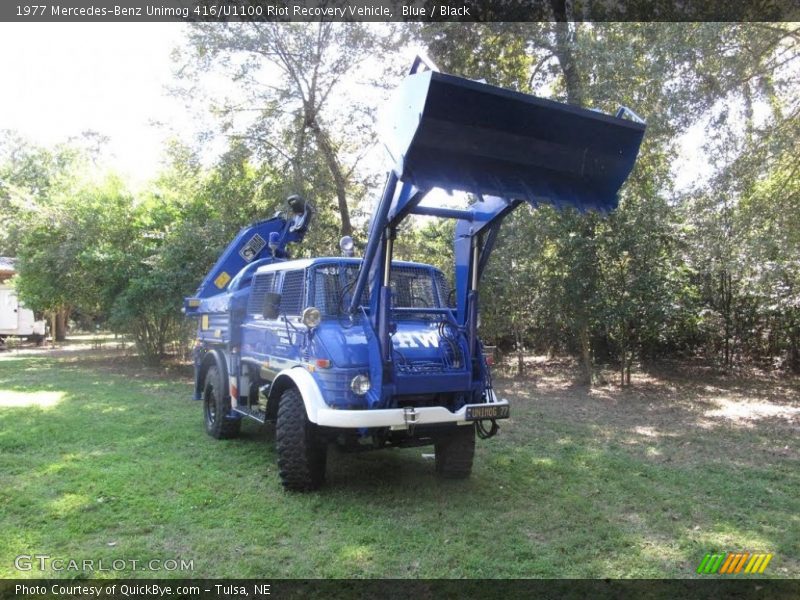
xmin=466 ymin=404 xmax=510 ymax=420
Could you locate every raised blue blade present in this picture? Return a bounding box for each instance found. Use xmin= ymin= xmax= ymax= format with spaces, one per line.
xmin=384 ymin=71 xmax=646 ymax=211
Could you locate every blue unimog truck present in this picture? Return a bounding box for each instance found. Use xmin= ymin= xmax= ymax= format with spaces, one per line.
xmin=185 ymin=59 xmax=646 ymax=491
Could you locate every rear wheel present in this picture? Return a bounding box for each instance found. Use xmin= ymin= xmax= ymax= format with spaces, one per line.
xmin=276 ymin=387 xmax=327 ymax=491
xmin=434 ymin=425 xmax=475 ymax=479
xmin=203 ymin=365 xmax=241 ymax=439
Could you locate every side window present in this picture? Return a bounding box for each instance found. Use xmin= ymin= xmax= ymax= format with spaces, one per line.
xmin=247 ymin=273 xmax=275 ymax=316
xmin=434 ymin=271 xmax=454 ymax=308
xmin=390 ymin=268 xmax=437 ymax=308
xmin=280 ymin=270 xmax=305 ymax=316
xmin=342 ymin=265 xmax=368 ymax=310
xmin=313 ymin=265 xmax=368 ymax=316
xmin=314 ymin=266 xmax=340 ymax=316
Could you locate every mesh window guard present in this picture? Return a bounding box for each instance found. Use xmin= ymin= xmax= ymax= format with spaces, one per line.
xmin=313 ymin=264 xmax=444 ymax=315
xmin=280 ymin=270 xmax=306 ymax=316
xmin=247 ymin=273 xmax=275 ymax=315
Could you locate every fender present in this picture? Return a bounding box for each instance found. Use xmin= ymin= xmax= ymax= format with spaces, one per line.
xmin=195 ymin=348 xmax=229 ymax=401
xmin=267 ymin=366 xmax=328 ymax=424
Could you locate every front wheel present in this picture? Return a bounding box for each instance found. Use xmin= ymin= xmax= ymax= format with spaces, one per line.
xmin=276 ymin=388 xmax=327 ymax=492
xmin=434 ymin=425 xmax=475 ymax=479
xmin=203 ymin=365 xmax=241 ymax=439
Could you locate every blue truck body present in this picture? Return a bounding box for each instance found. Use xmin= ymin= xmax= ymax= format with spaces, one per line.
xmin=186 ymin=60 xmax=646 ymax=490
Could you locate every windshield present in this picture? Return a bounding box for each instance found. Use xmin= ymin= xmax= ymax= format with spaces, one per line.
xmin=312 ymin=263 xmax=448 ymax=316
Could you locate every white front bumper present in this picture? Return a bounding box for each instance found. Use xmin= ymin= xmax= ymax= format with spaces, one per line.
xmin=314 ymin=399 xmax=510 ymax=430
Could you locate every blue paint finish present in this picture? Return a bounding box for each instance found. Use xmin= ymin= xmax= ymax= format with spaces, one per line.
xmin=202 ymin=257 xmax=468 ymax=411
xmin=362 ymin=307 xmax=384 ymax=410
xmin=313 ymin=325 xmax=370 ymax=368
xmin=347 ymin=172 xmax=398 ymax=316
xmin=313 ymin=367 xmax=367 ymax=409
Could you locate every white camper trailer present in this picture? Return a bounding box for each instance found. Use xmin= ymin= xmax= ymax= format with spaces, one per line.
xmin=0 ymin=258 xmax=46 ymax=345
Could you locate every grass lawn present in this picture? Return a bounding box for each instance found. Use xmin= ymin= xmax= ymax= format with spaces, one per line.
xmin=0 ymin=346 xmax=798 ymax=579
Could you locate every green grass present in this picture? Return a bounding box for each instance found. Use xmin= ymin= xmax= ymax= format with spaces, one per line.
xmin=0 ymin=352 xmax=797 ymax=579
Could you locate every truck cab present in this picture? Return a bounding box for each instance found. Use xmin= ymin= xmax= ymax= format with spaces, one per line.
xmin=192 ymin=254 xmax=504 ymax=490
xmin=243 ymin=257 xmax=473 ymax=413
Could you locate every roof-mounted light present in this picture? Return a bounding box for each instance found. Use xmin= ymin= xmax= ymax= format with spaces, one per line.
xmin=268 ymin=231 xmax=280 ymax=254
xmin=339 ymin=236 xmax=355 ymax=257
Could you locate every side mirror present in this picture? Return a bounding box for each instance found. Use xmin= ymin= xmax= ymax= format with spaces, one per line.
xmin=263 ymin=292 xmax=282 ymax=320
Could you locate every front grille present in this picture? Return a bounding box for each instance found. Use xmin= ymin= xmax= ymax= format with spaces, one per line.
xmin=394 ymin=393 xmax=457 ymax=410
xmin=395 ymin=359 xmax=447 ymax=374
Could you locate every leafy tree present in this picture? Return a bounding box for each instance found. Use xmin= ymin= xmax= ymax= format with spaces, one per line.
xmin=15 ymin=175 xmax=134 ymax=340
xmin=3 ymin=23 xmax=798 ymax=376
xmin=416 ymin=22 xmax=799 ymax=381
xmin=175 ymin=22 xmax=400 ymax=238
xmin=109 ymin=140 xmax=280 ymax=361
xmin=0 ymin=131 xmax=86 ymax=257
xmin=679 ymin=24 xmax=800 ymax=369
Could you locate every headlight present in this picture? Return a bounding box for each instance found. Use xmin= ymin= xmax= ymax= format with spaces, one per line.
xmin=302 ymin=306 xmax=322 ymax=328
xmin=350 ymin=374 xmax=370 ymax=395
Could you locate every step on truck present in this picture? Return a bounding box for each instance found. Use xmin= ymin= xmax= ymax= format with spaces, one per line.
xmin=185 ymin=59 xmax=646 ymax=491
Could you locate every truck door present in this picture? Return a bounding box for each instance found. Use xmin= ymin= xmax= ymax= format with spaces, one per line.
xmin=241 ymin=272 xmax=276 ymax=362
xmin=270 ymin=269 xmax=306 ymax=362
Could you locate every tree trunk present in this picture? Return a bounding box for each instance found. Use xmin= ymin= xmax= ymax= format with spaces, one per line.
xmin=625 ymin=353 xmax=632 ymax=386
xmin=308 ymin=121 xmax=352 ymax=237
xmin=579 ymin=324 xmax=592 ymax=386
xmin=550 ymin=4 xmax=584 ymax=106
xmin=721 ymin=270 xmax=732 ymax=369
xmin=515 ymin=327 xmax=525 ymax=377
xmin=55 ymin=307 xmax=69 ymax=342
xmin=789 ymin=312 xmax=800 ymax=373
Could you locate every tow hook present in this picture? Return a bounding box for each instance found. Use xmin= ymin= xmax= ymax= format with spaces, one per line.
xmin=403 ymin=406 xmax=418 ymax=434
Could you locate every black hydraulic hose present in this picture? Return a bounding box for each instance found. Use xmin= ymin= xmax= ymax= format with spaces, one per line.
xmin=476 ymin=419 xmax=499 ymax=439
xmin=476 ymin=341 xmax=498 ymax=439
xmin=336 ymin=278 xmax=357 ymax=329
xmin=437 ymin=321 xmax=463 ymax=369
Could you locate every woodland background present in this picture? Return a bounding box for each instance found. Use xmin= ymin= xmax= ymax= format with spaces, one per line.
xmin=1 ymin=22 xmax=798 ymax=384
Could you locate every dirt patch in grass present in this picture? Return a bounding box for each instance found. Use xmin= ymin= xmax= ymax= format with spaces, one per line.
xmin=1 ymin=335 xmax=194 ymax=383
xmin=497 ymin=357 xmax=799 ymax=467
xmin=491 ymin=358 xmax=799 ymax=577
xmin=53 ymin=352 xmax=194 ymax=384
